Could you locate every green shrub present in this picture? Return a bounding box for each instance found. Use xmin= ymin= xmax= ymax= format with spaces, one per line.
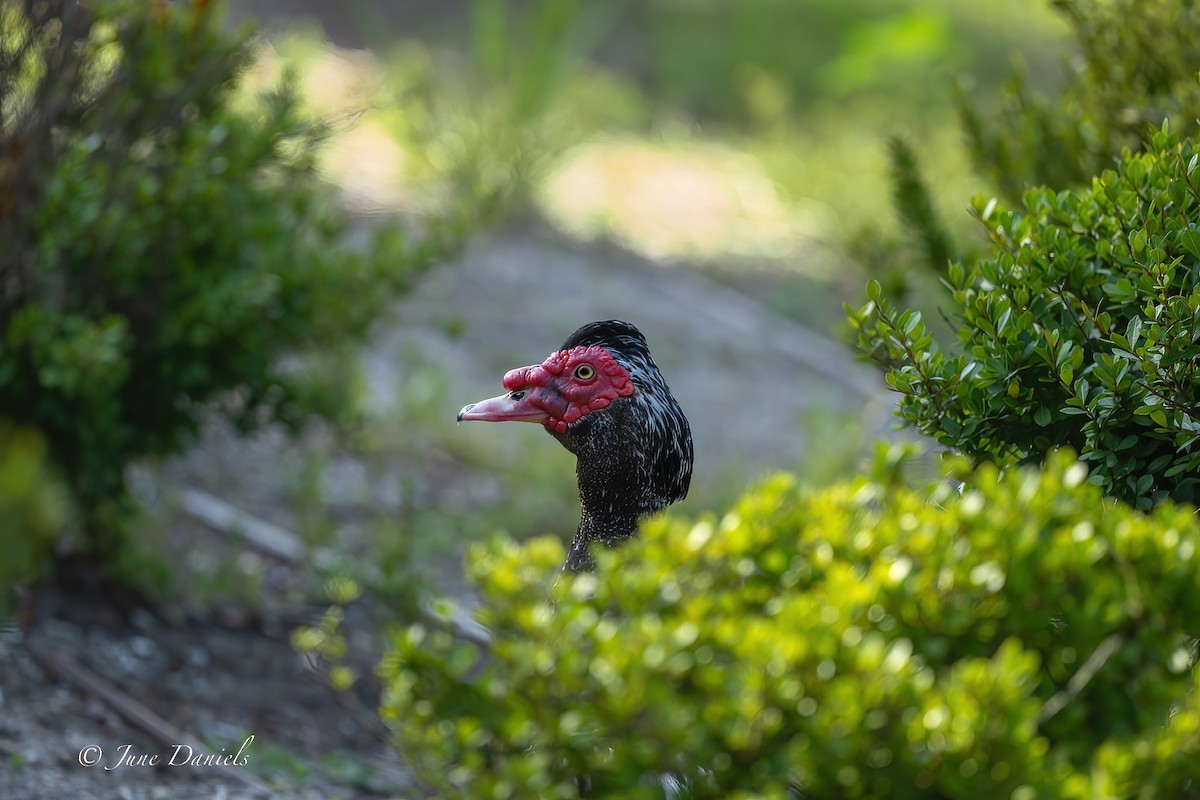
xmin=852 ymin=126 xmax=1200 ymax=510
xmin=0 ymin=1 xmax=446 ymax=559
xmin=956 ymin=0 xmax=1200 ymax=202
xmin=381 ymin=451 xmax=1200 ymax=798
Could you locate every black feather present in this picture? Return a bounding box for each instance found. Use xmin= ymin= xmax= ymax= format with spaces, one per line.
xmin=561 ymin=319 xmax=652 ymax=359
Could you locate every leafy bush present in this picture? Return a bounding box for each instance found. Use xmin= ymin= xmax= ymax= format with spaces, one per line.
xmin=851 ymin=126 xmax=1200 ymax=510
xmin=381 ymin=450 xmax=1200 ymax=798
xmin=0 ymin=1 xmax=445 ymax=559
xmin=956 ymin=0 xmax=1200 ymax=202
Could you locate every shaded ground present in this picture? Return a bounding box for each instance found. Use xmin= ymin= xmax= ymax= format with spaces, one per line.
xmin=2 ymin=225 xmax=894 ymax=798
xmin=1 ymin=588 xmax=406 ymax=800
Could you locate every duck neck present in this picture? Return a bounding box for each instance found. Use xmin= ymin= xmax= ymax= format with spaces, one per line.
xmin=564 ymin=502 xmax=640 ymax=572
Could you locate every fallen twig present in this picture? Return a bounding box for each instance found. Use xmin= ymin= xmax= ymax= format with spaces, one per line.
xmin=181 ymin=487 xmax=305 ymax=562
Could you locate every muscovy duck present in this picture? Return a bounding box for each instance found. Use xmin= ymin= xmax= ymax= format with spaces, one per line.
xmin=458 ymin=320 xmax=694 ymax=571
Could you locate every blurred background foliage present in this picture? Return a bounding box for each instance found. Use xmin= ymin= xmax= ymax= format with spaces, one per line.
xmin=4 ymin=0 xmax=1200 ymax=795
xmin=0 ymin=0 xmax=1074 ymax=602
xmin=240 ymin=0 xmax=1070 ymax=323
xmin=214 ymin=0 xmax=1074 ymax=605
xmin=1 ymin=0 xmax=1187 ymax=595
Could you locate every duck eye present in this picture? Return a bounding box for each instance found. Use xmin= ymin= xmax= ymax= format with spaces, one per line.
xmin=573 ymin=364 xmax=596 ymax=381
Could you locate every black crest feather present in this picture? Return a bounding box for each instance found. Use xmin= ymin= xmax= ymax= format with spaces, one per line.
xmin=561 ymin=319 xmax=651 ymax=360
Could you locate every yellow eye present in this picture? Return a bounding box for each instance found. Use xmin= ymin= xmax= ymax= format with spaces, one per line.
xmin=573 ymin=364 xmax=596 ymax=381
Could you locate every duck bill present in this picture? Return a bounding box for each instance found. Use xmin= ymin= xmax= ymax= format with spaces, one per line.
xmin=457 ymin=391 xmax=549 ymax=425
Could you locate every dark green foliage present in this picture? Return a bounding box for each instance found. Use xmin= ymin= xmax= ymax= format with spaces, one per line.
xmin=0 ymin=1 xmax=445 ymax=558
xmin=851 ymin=126 xmax=1200 ymax=510
xmin=382 ymin=451 xmax=1200 ymax=798
xmin=958 ymin=0 xmax=1200 ymax=201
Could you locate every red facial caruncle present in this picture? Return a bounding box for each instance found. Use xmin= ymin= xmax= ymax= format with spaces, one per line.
xmin=457 ymin=345 xmax=635 ymax=433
